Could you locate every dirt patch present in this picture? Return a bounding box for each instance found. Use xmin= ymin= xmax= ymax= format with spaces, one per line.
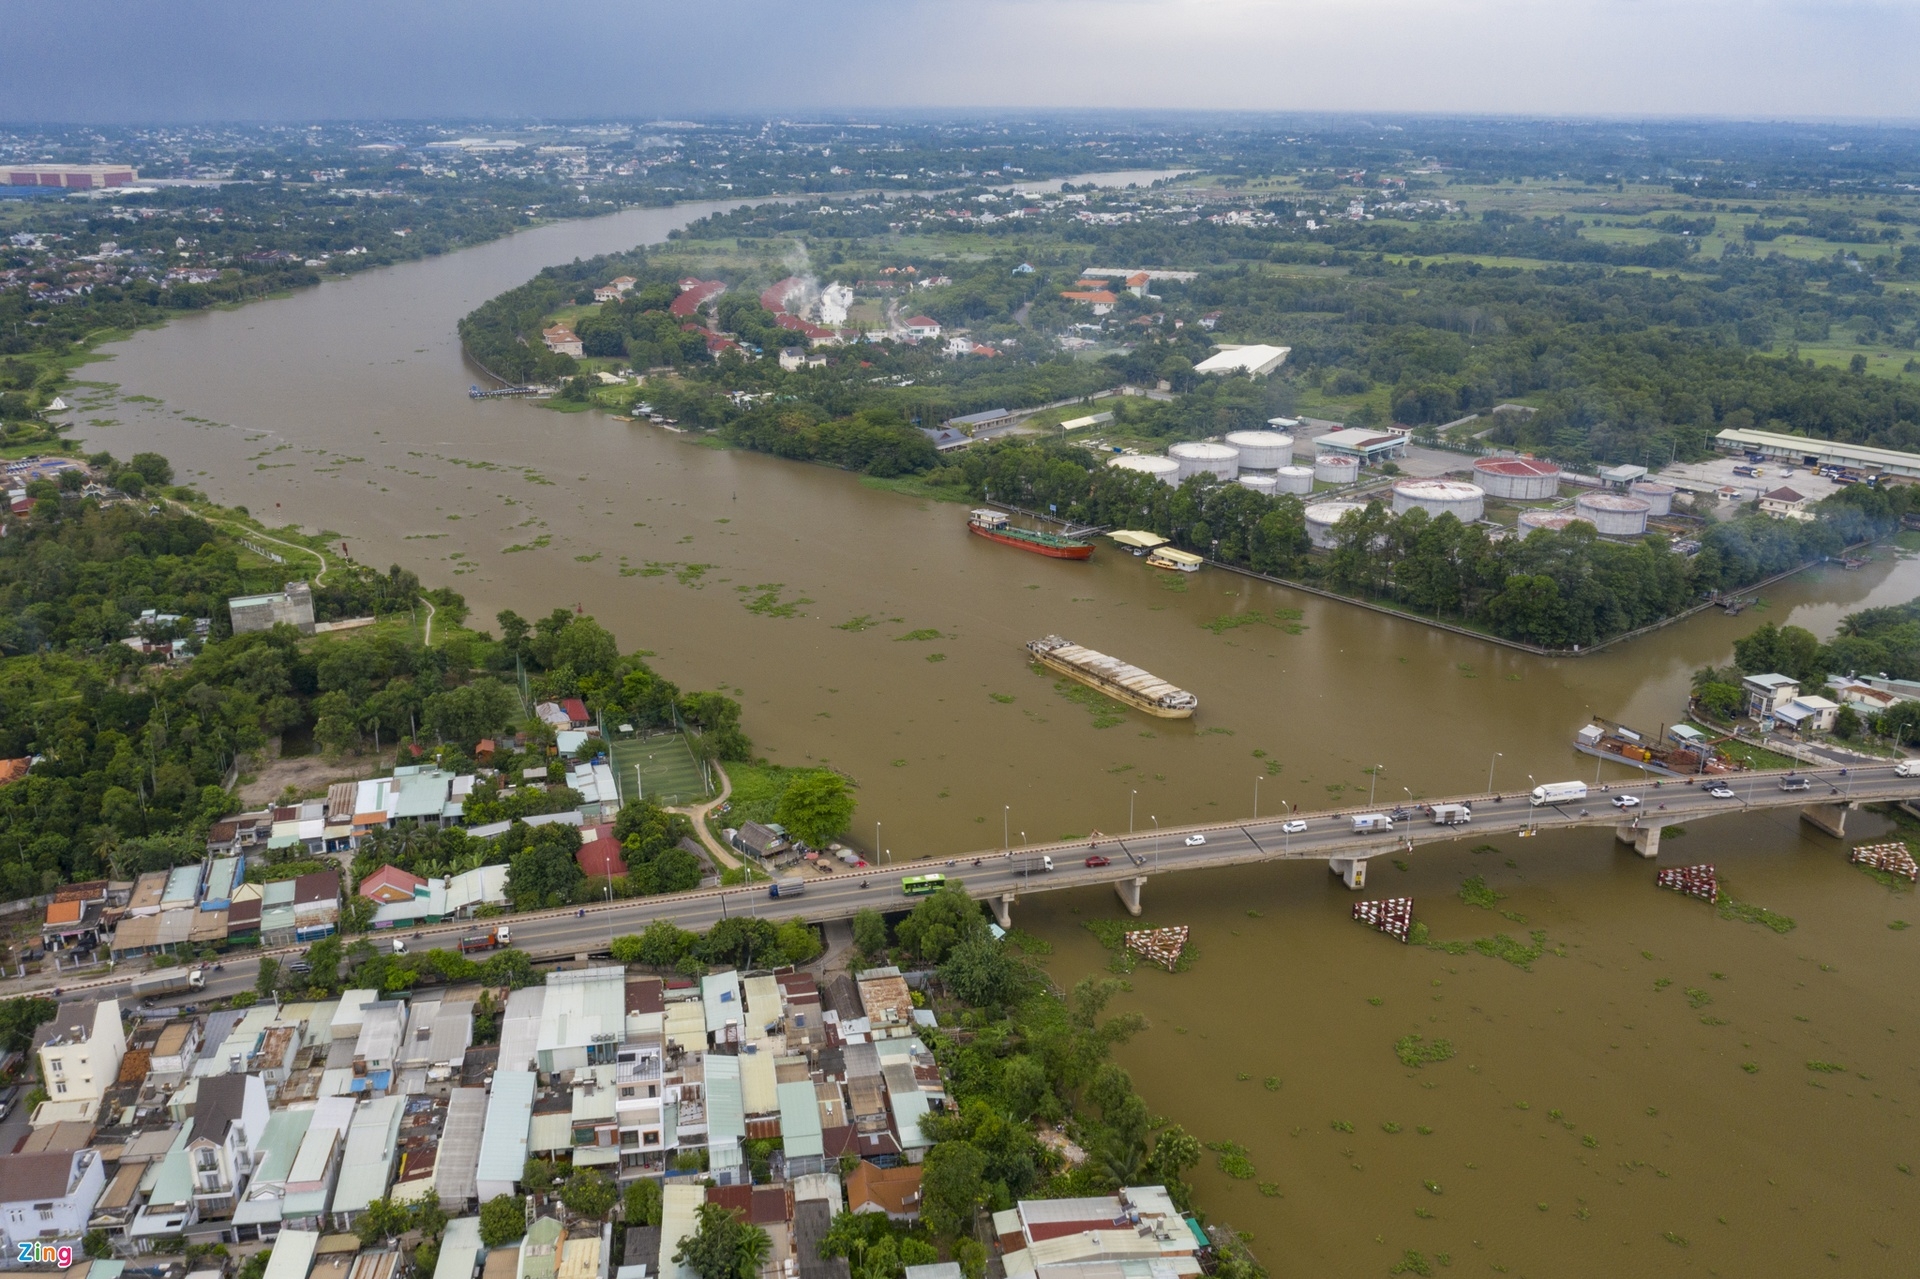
xmin=237 ymin=740 xmax=386 ymax=807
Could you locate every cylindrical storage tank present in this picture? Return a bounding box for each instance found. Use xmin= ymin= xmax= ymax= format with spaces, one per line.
xmin=1314 ymin=454 xmax=1359 ymax=485
xmin=1107 ymin=454 xmax=1181 ymax=486
xmin=1472 ymin=456 xmax=1562 ymax=500
xmin=1223 ymin=430 xmax=1294 ymax=471
xmin=1236 ymin=474 xmax=1279 ymax=497
xmin=1266 ymin=417 xmax=1301 ymax=432
xmin=1391 ymin=480 xmax=1486 ymax=524
xmin=1628 ymin=480 xmax=1675 ymax=516
xmin=1517 ymin=511 xmax=1589 ymax=534
xmin=1573 ymin=492 xmax=1651 ymax=536
xmin=1305 ymin=501 xmax=1368 ymax=549
xmin=1274 ymin=465 xmax=1315 ymax=495
xmin=1168 ymin=441 xmax=1240 ymax=482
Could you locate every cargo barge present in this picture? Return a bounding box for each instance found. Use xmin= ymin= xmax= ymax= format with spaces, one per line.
xmin=1026 ymin=635 xmax=1197 ymax=718
xmin=968 ymin=509 xmax=1093 ymax=560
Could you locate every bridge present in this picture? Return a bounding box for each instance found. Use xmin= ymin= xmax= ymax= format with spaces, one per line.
xmin=20 ymin=763 xmax=1917 ymax=1007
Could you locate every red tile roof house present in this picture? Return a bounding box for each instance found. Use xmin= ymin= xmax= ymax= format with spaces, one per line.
xmin=577 ymin=825 xmax=629 ymax=881
xmin=358 ymin=865 xmax=427 ymax=905
xmin=669 ymin=279 xmax=728 ymax=319
xmin=903 ymin=317 xmax=942 ymax=341
xmin=542 ymin=324 xmax=583 ymax=357
xmin=561 ymin=698 xmax=590 ymax=727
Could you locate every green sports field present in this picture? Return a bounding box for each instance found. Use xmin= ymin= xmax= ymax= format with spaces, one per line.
xmin=608 ymin=733 xmax=713 ymax=808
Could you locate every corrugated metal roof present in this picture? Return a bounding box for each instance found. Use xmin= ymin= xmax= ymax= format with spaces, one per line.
xmin=537 ymin=967 xmax=626 ymax=1060
xmin=706 ymin=1054 xmax=745 ymax=1140
xmin=432 ymin=1218 xmax=482 ymax=1279
xmin=659 ymin=1185 xmax=707 ymax=1279
xmin=778 ymin=1080 xmax=824 ymax=1159
xmin=499 ymin=987 xmax=547 ymax=1072
xmin=265 ymin=1232 xmax=321 ymax=1279
xmin=435 ymin=1087 xmax=487 ymax=1209
xmin=477 ymin=1070 xmax=536 ymax=1185
xmin=333 ymin=1095 xmax=405 ymax=1214
xmin=740 ymin=1050 xmax=779 ymax=1116
xmin=702 ymin=970 xmax=742 ymax=1038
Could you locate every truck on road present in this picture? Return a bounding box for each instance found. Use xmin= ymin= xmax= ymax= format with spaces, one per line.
xmin=1431 ymin=803 xmax=1472 ymax=826
xmin=768 ymin=878 xmax=807 ymax=899
xmin=131 ymin=967 xmax=206 ymax=1000
xmin=458 ymin=926 xmax=511 ymax=954
xmin=1530 ymin=781 xmax=1589 ymax=806
xmin=1351 ymin=813 xmax=1394 ymax=833
xmin=1020 ymin=855 xmax=1055 ymax=873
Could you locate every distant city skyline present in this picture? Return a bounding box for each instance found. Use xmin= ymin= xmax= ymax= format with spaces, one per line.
xmin=4 ymin=0 xmax=1919 ymax=123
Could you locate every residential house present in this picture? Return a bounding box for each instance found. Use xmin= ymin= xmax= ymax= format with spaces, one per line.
xmin=995 ymin=1186 xmax=1201 ymax=1277
xmin=856 ymin=967 xmax=915 ymax=1038
xmin=730 ymin=822 xmax=789 ymax=861
xmin=147 ymin=1020 xmax=202 ymax=1085
xmin=281 ymin=1097 xmax=357 ymax=1231
xmin=230 ymin=1107 xmax=316 ymax=1242
xmin=845 ymin=1161 xmax=922 ymax=1221
xmin=578 ymin=827 xmax=629 ymax=882
xmin=1760 ymin=487 xmax=1813 ymax=521
xmin=292 ymin=870 xmax=342 ymax=939
xmin=264 ymin=1231 xmax=322 ymax=1279
xmin=34 ymin=998 xmax=126 ymax=1107
xmin=0 ymin=1150 xmax=106 ymax=1252
xmin=476 ymin=1071 xmax=536 ymax=1204
xmin=1774 ymin=695 xmax=1840 ymax=735
xmin=536 ymin=967 xmax=627 ymax=1072
xmin=1742 ymin=673 xmax=1800 ymax=721
xmin=331 ymin=1095 xmax=405 ymax=1227
xmin=354 ymin=1001 xmax=408 ymax=1081
xmin=42 ymin=893 xmax=106 ymax=953
xmin=359 ymin=866 xmax=427 ymax=904
xmin=903 ymin=316 xmax=942 ymax=341
xmin=435 ymin=1088 xmax=488 ymax=1213
xmin=183 ymin=1072 xmax=271 ymax=1228
xmin=542 ymin=326 xmax=584 ymax=357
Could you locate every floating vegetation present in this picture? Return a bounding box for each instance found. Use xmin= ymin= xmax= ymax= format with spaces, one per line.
xmin=739 ymin=583 xmax=811 ymax=617
xmin=1205 ymin=1140 xmax=1256 ymax=1180
xmin=988 ymin=693 xmax=1016 ymax=704
xmin=1718 ymin=896 xmax=1796 ymax=934
xmin=1684 ymin=987 xmax=1713 ymax=1009
xmin=1741 ymin=1062 xmax=1760 ymax=1074
xmin=1330 ymin=1120 xmax=1355 ymax=1133
xmin=895 ymin=628 xmax=946 ymax=641
xmin=1263 ymin=1076 xmax=1281 ymax=1092
xmin=1417 ymin=1126 xmax=1434 ymax=1136
xmin=1891 ymin=920 xmax=1911 ymax=931
xmin=1663 ymin=1232 xmax=1689 ymax=1248
xmin=1806 ymin=1060 xmax=1847 ymax=1073
xmin=1052 ymin=679 xmax=1129 ymax=729
xmin=1388 ymin=1251 xmax=1433 ymax=1277
xmin=835 ymin=615 xmax=878 ymax=631
xmin=1367 ymin=997 xmax=1385 ymax=1007
xmin=1236 ymin=1072 xmax=1251 ymax=1081
xmin=1394 ymin=1035 xmax=1456 ymax=1068
xmin=1458 ymin=876 xmax=1503 ymax=909
xmin=1382 ymin=1122 xmax=1402 ymax=1134
xmin=1256 ymin=1182 xmax=1282 ymax=1198
xmin=1201 ymin=608 xmax=1305 ymax=636
xmin=925 ymin=653 xmax=947 ymax=662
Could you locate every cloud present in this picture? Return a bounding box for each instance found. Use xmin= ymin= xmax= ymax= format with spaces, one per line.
xmin=2 ymin=0 xmax=1916 ymax=121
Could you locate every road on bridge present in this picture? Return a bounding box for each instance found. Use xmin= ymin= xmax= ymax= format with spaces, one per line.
xmin=19 ymin=762 xmax=1915 ymax=1006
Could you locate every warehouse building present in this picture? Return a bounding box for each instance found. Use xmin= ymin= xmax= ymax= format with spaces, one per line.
xmin=1715 ymin=428 xmax=1920 ymax=479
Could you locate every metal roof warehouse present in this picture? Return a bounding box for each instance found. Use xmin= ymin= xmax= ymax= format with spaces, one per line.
xmin=1715 ymin=428 xmax=1920 ymax=478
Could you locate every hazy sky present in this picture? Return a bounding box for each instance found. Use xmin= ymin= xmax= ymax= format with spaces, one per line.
xmin=6 ymin=0 xmax=1918 ymax=122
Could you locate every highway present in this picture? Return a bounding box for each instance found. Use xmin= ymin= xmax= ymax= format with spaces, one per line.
xmin=20 ymin=762 xmax=1916 ymax=1005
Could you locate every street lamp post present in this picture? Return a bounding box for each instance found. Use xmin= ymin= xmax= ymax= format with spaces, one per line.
xmin=634 ymin=764 xmax=644 ymax=804
xmin=1254 ymin=776 xmax=1261 ymax=820
xmin=874 ymin=821 xmax=881 ymax=866
xmin=1488 ymin=752 xmax=1502 ymax=795
xmin=1369 ymin=765 xmax=1384 ymax=809
xmin=1151 ymin=815 xmax=1160 ymax=869
xmin=1130 ymin=789 xmax=1137 ymax=834
xmin=1003 ymin=805 xmax=1011 ymax=852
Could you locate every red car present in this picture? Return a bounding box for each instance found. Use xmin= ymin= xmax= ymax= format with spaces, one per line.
xmin=1085 ymin=855 xmax=1111 ymax=868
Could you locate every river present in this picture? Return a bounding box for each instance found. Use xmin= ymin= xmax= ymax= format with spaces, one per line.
xmin=75 ymin=182 xmax=1919 ymax=1276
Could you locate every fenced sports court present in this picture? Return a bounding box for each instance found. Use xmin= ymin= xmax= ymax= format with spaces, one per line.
xmin=608 ymin=732 xmax=713 ymax=808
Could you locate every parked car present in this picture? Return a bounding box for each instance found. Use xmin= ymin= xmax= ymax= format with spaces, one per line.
xmin=1281 ymin=819 xmax=1308 ymax=834
xmin=1611 ymin=795 xmax=1641 ymax=809
xmin=1184 ymin=834 xmax=1206 ymax=846
xmin=1085 ymin=855 xmax=1111 ymax=868
xmin=1708 ymin=785 xmax=1737 ymax=799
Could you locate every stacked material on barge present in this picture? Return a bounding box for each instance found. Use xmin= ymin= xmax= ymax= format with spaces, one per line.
xmin=1026 ymin=635 xmax=1197 ymax=718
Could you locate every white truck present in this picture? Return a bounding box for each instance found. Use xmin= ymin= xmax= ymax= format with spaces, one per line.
xmin=1897 ymin=760 xmax=1920 ymax=778
xmin=1431 ymin=803 xmax=1472 ymax=826
xmin=1351 ymin=813 xmax=1394 ymax=833
xmin=131 ymin=967 xmax=206 ymax=1000
xmin=1530 ymin=781 xmax=1589 ymax=806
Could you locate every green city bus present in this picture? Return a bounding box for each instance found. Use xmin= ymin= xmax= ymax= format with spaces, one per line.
xmin=900 ymin=873 xmax=947 ymax=896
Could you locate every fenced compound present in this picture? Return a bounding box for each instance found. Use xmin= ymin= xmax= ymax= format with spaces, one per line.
xmin=608 ymin=732 xmax=713 ymax=809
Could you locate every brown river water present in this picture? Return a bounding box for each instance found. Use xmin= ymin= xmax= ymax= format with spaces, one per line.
xmin=74 ymin=189 xmax=1919 ymax=1276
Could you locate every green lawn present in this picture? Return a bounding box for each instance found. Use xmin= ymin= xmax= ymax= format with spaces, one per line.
xmin=608 ymin=733 xmax=713 ymax=808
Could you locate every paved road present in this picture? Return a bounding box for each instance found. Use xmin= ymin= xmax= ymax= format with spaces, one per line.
xmin=18 ymin=763 xmax=1912 ymax=1005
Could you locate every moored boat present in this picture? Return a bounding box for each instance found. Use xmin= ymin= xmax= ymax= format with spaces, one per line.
xmin=968 ymin=509 xmax=1093 ymax=560
xmin=1026 ymin=634 xmax=1197 ymax=718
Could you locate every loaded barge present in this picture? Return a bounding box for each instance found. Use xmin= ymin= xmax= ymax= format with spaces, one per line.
xmin=1027 ymin=635 xmax=1198 ymax=718
xmin=968 ymin=509 xmax=1093 ymax=560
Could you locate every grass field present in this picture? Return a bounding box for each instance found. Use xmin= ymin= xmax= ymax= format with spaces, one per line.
xmin=608 ymin=733 xmax=713 ymax=808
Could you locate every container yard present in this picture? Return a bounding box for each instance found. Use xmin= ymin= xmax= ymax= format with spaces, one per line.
xmin=1305 ymin=500 xmax=1368 ymax=549
xmin=1574 ymin=491 xmax=1652 ymax=536
xmin=1168 ymin=440 xmax=1241 ymax=482
xmin=1274 ymin=465 xmax=1315 ymax=494
xmin=1222 ymin=429 xmax=1295 ymax=470
xmin=1108 ymin=454 xmax=1181 ymax=485
xmin=1391 ymin=479 xmax=1486 ymax=523
xmin=1026 ymin=635 xmax=1198 ymax=718
xmin=1473 ymin=455 xmax=1562 ymax=499
xmin=1314 ymin=454 xmax=1360 ymax=485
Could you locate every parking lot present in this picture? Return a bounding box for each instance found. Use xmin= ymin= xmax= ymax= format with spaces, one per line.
xmin=1655 ymin=453 xmax=1851 ymax=506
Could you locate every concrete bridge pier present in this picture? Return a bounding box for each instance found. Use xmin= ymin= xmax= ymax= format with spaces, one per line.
xmin=991 ymin=893 xmax=1015 ymax=930
xmin=1113 ymin=876 xmax=1147 ymax=917
xmin=1615 ymin=822 xmax=1662 ymax=859
xmin=1328 ymin=856 xmax=1368 ymax=890
xmin=1799 ymin=802 xmax=1853 ymax=839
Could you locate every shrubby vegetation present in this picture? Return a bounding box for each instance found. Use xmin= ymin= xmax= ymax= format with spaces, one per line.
xmin=1704 ymin=593 xmax=1920 ymax=743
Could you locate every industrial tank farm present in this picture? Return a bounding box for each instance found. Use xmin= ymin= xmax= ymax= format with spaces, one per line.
xmin=1237 ymin=474 xmax=1279 ymax=495
xmin=1628 ymin=480 xmax=1676 ymax=515
xmin=1573 ymin=491 xmax=1652 ymax=535
xmin=1391 ymin=479 xmax=1486 ymax=524
xmin=1305 ymin=501 xmax=1368 ymax=549
xmin=1108 ymin=454 xmax=1182 ymax=485
xmin=1472 ymin=455 xmax=1562 ymax=500
xmin=1518 ymin=511 xmax=1588 ymax=534
xmin=1222 ymin=430 xmax=1294 ymax=471
xmin=1314 ymin=454 xmax=1360 ymax=485
xmin=1274 ymin=465 xmax=1315 ymax=495
xmin=1168 ymin=441 xmax=1240 ymax=482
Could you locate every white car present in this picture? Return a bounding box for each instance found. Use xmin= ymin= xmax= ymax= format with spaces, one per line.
xmin=1184 ymin=834 xmax=1207 ymax=847
xmin=1896 ymin=759 xmax=1920 ymax=778
xmin=1281 ymin=819 xmax=1308 ymax=834
xmin=1611 ymin=795 xmax=1641 ymax=809
xmin=1708 ymin=785 xmax=1737 ymax=799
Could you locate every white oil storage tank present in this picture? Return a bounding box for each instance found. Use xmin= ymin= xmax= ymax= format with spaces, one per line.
xmin=1223 ymin=430 xmax=1294 ymax=471
xmin=1237 ymin=474 xmax=1279 ymax=496
xmin=1628 ymin=480 xmax=1676 ymax=516
xmin=1168 ymin=441 xmax=1240 ymax=482
xmin=1472 ymin=456 xmax=1562 ymax=500
xmin=1274 ymin=465 xmax=1315 ymax=495
xmin=1107 ymin=454 xmax=1181 ymax=486
xmin=1573 ymin=492 xmax=1651 ymax=536
xmin=1517 ymin=511 xmax=1589 ymax=534
xmin=1392 ymin=480 xmax=1486 ymax=524
xmin=1314 ymin=454 xmax=1359 ymax=485
xmin=1305 ymin=501 xmax=1368 ymax=550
